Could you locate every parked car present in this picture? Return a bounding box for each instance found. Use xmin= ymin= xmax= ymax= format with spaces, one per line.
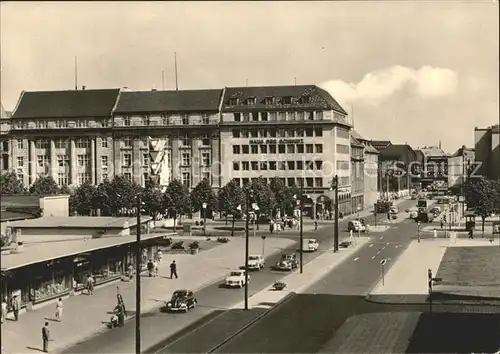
xmin=225 ymin=270 xmax=250 ymax=288
xmin=275 ymin=253 xmax=298 ymax=271
xmin=348 ymin=220 xmax=366 ymax=232
xmin=247 ymin=255 xmax=265 ymax=270
xmin=302 ymin=238 xmax=319 ymax=252
xmin=165 ymin=289 xmax=197 ymax=312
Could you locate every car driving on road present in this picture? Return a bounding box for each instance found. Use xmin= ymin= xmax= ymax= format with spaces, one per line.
xmin=225 ymin=270 xmax=250 ymax=288
xmin=274 ymin=253 xmax=298 ymax=271
xmin=247 ymin=255 xmax=265 ymax=270
xmin=165 ymin=289 xmax=197 ymax=312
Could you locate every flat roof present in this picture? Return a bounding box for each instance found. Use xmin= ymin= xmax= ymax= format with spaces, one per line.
xmin=1 ymin=232 xmax=175 ymax=271
xmin=0 ymin=211 xmax=35 ymax=223
xmin=7 ymin=216 xmax=151 ymax=229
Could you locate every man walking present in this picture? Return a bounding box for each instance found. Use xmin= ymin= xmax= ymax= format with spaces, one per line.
xmin=1 ymin=296 xmax=7 ymax=324
xmin=170 ymin=260 xmax=178 ymax=279
xmin=11 ymin=295 xmax=19 ymax=321
xmin=42 ymin=321 xmax=51 ymax=352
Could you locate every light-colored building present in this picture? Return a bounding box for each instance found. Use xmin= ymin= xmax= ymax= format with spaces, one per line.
xmin=352 ymin=131 xmax=379 ymax=209
xmin=413 ymin=145 xmax=449 ymax=189
xmin=350 ymin=134 xmax=364 ymax=214
xmin=474 ymin=124 xmax=500 ymax=180
xmin=1 ymin=101 xmax=12 ymax=172
xmin=448 ymin=145 xmax=475 ymax=190
xmin=218 ymin=85 xmax=353 ymax=216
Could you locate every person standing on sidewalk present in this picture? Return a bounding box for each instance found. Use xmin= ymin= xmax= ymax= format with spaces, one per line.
xmin=170 ymin=260 xmax=178 ymax=279
xmin=116 ymin=286 xmax=127 ymax=317
xmin=1 ymin=296 xmax=7 ymax=323
xmin=42 ymin=321 xmax=51 ymax=353
xmin=55 ymin=298 xmax=63 ymax=322
xmin=154 ymin=259 xmax=159 ymax=277
xmin=11 ymin=295 xmax=19 ymax=321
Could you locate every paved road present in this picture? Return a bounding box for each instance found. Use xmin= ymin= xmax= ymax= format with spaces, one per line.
xmin=60 ymin=205 xmax=379 ymax=354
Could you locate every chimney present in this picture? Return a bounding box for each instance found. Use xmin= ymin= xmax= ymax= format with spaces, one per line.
xmin=82 ymin=85 xmax=86 ymax=90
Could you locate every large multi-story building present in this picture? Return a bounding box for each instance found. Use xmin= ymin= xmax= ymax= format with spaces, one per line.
xmin=1 ymin=102 xmax=11 ymax=172
xmin=474 ymin=124 xmax=500 ymax=180
xmin=414 ymin=146 xmax=449 ymax=189
xmin=352 ymin=131 xmax=379 ymax=209
xmin=448 ymin=145 xmax=475 ymax=191
xmin=2 ymin=84 xmax=380 ymax=218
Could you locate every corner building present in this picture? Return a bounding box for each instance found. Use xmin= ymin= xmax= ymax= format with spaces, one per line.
xmin=219 ymin=85 xmax=353 ymax=215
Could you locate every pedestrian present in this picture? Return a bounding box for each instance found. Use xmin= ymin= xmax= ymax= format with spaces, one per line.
xmin=128 ymin=264 xmax=134 ymax=281
xmin=86 ymin=274 xmax=94 ymax=295
xmin=1 ymin=296 xmax=7 ymax=324
xmin=433 ymin=228 xmax=438 ymax=239
xmin=42 ymin=321 xmax=51 ymax=352
xmin=468 ymin=228 xmax=474 ymax=239
xmin=116 ymin=286 xmax=127 ymax=317
xmin=154 ymin=260 xmax=159 ymax=277
xmin=314 ymin=220 xmax=318 ymax=231
xmin=170 ymin=260 xmax=178 ymax=279
xmin=147 ymin=259 xmax=154 ymax=277
xmin=55 ymin=298 xmax=63 ymax=322
xmin=11 ymin=295 xmax=19 ymax=321
xmin=440 ymin=219 xmax=444 ymax=229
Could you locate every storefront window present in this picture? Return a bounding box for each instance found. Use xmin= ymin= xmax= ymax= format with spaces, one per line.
xmin=93 ymin=258 xmax=122 ymax=284
xmin=32 ymin=271 xmax=69 ymax=303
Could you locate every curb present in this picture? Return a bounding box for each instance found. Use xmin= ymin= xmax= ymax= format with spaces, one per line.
xmin=364 ymin=294 xmax=500 ymax=307
xmin=52 ymin=239 xmax=295 ymax=354
xmin=205 ymin=292 xmax=296 ymax=353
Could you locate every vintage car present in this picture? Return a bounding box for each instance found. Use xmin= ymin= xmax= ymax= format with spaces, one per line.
xmin=348 ymin=220 xmax=366 ymax=232
xmin=225 ymin=270 xmax=250 ymax=288
xmin=274 ymin=253 xmax=298 ymax=271
xmin=302 ymin=238 xmax=319 ymax=252
xmin=165 ymin=289 xmax=197 ymax=312
xmin=247 ymin=255 xmax=265 ymax=270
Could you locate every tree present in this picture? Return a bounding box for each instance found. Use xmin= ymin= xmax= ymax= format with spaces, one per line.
xmin=60 ymin=185 xmax=71 ymax=194
xmin=72 ymin=182 xmax=97 ymax=216
xmin=29 ymin=175 xmax=60 ymax=195
xmin=466 ymin=177 xmax=496 ymax=235
xmin=94 ymin=180 xmax=115 ymax=216
xmin=0 ymin=171 xmax=25 ymax=194
xmin=269 ymin=177 xmax=297 ymax=217
xmin=141 ymin=179 xmax=165 ymax=220
xmin=218 ymin=179 xmax=244 ymax=236
xmin=190 ymin=178 xmax=217 ymax=215
xmin=110 ymin=175 xmax=141 ymax=216
xmin=247 ymin=177 xmax=275 ymax=225
xmin=163 ymin=179 xmax=190 ymax=231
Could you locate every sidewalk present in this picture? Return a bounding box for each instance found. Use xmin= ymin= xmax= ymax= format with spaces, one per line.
xmin=0 ymin=237 xmax=295 ymax=354
xmin=233 ymin=238 xmax=370 ymax=309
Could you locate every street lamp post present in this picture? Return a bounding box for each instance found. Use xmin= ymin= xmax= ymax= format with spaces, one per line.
xmin=261 ymin=235 xmax=266 ymax=255
xmin=417 ymin=221 xmax=421 ymax=243
xmin=294 ymin=184 xmax=310 ymax=274
xmin=357 ymin=205 xmax=361 ymax=219
xmin=135 ymin=195 xmax=142 ymax=354
xmin=252 ymin=204 xmax=259 ymax=238
xmin=202 ymin=202 xmax=207 ymax=235
xmin=330 ymin=175 xmax=340 ymax=252
xmin=373 ymin=203 xmax=377 ymax=227
xmin=244 ymin=189 xmax=253 ymax=310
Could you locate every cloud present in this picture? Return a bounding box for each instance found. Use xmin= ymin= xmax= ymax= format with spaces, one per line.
xmin=320 ymin=65 xmax=458 ymax=105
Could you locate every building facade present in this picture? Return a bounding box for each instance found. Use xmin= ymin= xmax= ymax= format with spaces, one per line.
xmin=414 ymin=146 xmax=449 ymax=189
xmin=352 ymin=131 xmax=379 ymax=209
xmin=448 ymin=145 xmax=475 ymax=190
xmin=378 ymin=144 xmax=417 ymax=197
xmin=474 ymin=125 xmax=500 ymax=180
xmin=1 ymin=102 xmax=11 ymax=172
xmin=350 ymin=135 xmax=364 ymax=213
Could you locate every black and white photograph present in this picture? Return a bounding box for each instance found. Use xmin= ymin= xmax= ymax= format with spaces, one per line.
xmin=1 ymin=1 xmax=499 ymax=353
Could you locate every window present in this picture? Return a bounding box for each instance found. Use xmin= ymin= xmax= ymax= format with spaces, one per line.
xmin=264 ymin=97 xmax=274 ymax=105
xmin=201 ymin=134 xmax=210 ymax=146
xmin=162 ymin=115 xmax=170 ymax=125
xmin=305 ymin=128 xmax=314 ymax=137
xmin=143 ymin=154 xmax=149 ymax=166
xmin=75 ymin=138 xmax=90 ymax=149
xmin=286 ymin=130 xmax=295 ymax=138
xmin=142 ymin=116 xmax=151 ymax=126
xmin=278 ymin=161 xmax=286 ymax=170
xmin=229 ymin=98 xmax=239 ymax=106
xmin=301 ymin=96 xmax=311 ymax=104
xmin=233 ymin=145 xmax=241 ymax=154
xmin=35 ymin=139 xmax=50 ymax=149
xmin=336 ymin=127 xmax=350 ymax=138
xmin=251 ymin=161 xmax=259 ymax=170
xmin=182 ymin=172 xmax=191 ymax=188
xmin=297 ymin=144 xmax=304 ymax=153
xmin=36 ymin=120 xmax=48 ymax=129
xmin=102 ymin=173 xmax=108 ymax=181
xmin=76 ymin=120 xmax=89 ymax=128
xmin=282 ymin=96 xmax=292 ymax=104
xmin=287 ymin=145 xmax=295 ymax=154
xmin=260 ymin=161 xmax=268 ymax=170
xmin=306 ymin=144 xmax=314 ymax=153
xmin=182 ymin=115 xmax=190 ymax=125
xmin=17 ymin=139 xmax=24 ymax=149
xmin=287 ymin=178 xmax=295 ymax=187
xmin=241 ymin=129 xmax=249 ymax=138
xmin=260 ymin=145 xmax=268 ymax=154
xmin=307 ymin=112 xmax=314 ymax=120
xmin=306 ymin=161 xmax=314 ymax=170
xmin=55 ymin=139 xmax=69 ymax=149
xmin=37 ymin=155 xmax=49 ymax=167
xmin=202 ymin=114 xmax=210 ymax=125
xmin=242 ymin=161 xmax=250 ymax=171
xmin=287 ymin=161 xmax=295 ymax=170
xmin=242 ymin=145 xmax=249 ymax=154
xmin=124 ymin=173 xmax=132 ymax=182
xmin=315 ymin=144 xmax=323 ymax=153
xmin=278 ymin=129 xmax=285 ymax=138
xmin=181 ymin=134 xmax=191 ymax=147
xmin=57 ymin=155 xmax=69 ymax=167
xmin=100 ymin=119 xmax=110 ymax=127
xmin=242 ymin=178 xmax=250 ymax=185
xmin=123 ymin=137 xmax=132 ymax=148
xmin=202 ymin=172 xmax=210 ymax=183
xmin=123 ymin=117 xmax=131 ymax=126
xmin=101 ymin=138 xmax=108 ymax=148
xmin=247 ymin=97 xmax=256 ymax=105
xmin=306 ymin=178 xmax=314 ymax=187
xmin=296 ymin=128 xmax=304 ymax=137
xmin=261 ymin=112 xmax=268 ymax=121
xmin=242 ymin=113 xmax=250 ymax=122
xmin=278 ymin=144 xmax=285 ymax=154
xmin=278 ymin=112 xmax=286 ymax=121
xmin=296 ymin=161 xmax=303 ymax=170
xmin=182 ymin=153 xmax=191 ymax=166
xmin=315 ymin=111 xmax=323 ymax=120
xmin=269 ymin=112 xmax=277 ymax=121
xmin=250 ymin=129 xmax=258 ymax=138
xmin=251 ymin=145 xmax=258 ymax=154
xmin=201 ymin=152 xmax=210 ymax=166
xmin=337 ymin=161 xmax=350 ymax=170
xmin=17 ymin=157 xmax=24 ymax=167
xmin=269 ymin=145 xmax=277 ymax=154
xmin=17 ymin=173 xmax=24 ymax=183
xmin=269 ymin=129 xmax=277 ymax=137
xmin=56 ymin=120 xmax=68 ymax=128
xmin=269 ymin=161 xmax=276 ymax=170
xmin=143 ymin=173 xmax=149 ymax=185
xmin=77 ymin=154 xmax=90 ymax=167
xmin=297 ymin=111 xmax=305 ymax=120
xmin=336 ymin=144 xmax=350 ymax=154
xmin=123 ymin=154 xmax=132 ymax=167
xmin=315 ymin=178 xmax=323 ymax=187
xmin=77 ymin=173 xmax=90 ymax=185
xmin=57 ymin=173 xmax=70 ymax=186
xmin=259 ymin=129 xmax=267 ymax=138
xmin=315 ymin=128 xmax=323 ymax=137
xmin=232 ymin=129 xmax=241 ymax=138
xmin=252 ymin=112 xmax=259 ymax=121
xmin=288 ymin=112 xmax=296 ymax=121
xmin=234 ymin=113 xmax=241 ymax=122
xmin=233 ymin=162 xmax=240 ymax=170
xmin=101 ymin=156 xmax=109 ymax=167
xmin=340 ymin=176 xmax=350 ymax=186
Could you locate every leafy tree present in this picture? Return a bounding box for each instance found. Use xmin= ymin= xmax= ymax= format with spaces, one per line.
xmin=466 ymin=177 xmax=496 ymax=234
xmin=72 ymin=182 xmax=97 ymax=216
xmin=60 ymin=185 xmax=71 ymax=194
xmin=110 ymin=175 xmax=141 ymax=216
xmin=94 ymin=180 xmax=115 ymax=216
xmin=218 ymin=179 xmax=244 ymax=236
xmin=29 ymin=175 xmax=59 ymax=195
xmin=190 ymin=178 xmax=217 ymax=215
xmin=163 ymin=179 xmax=190 ymax=231
xmin=0 ymin=171 xmax=25 ymax=194
xmin=246 ymin=177 xmax=275 ymax=228
xmin=269 ymin=177 xmax=297 ymax=217
xmin=141 ymin=179 xmax=165 ymax=220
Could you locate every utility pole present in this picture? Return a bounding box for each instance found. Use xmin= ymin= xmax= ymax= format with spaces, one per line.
xmin=135 ymin=196 xmax=141 ymax=354
xmin=299 ymin=182 xmax=304 ymax=273
xmin=331 ymin=175 xmax=339 ymax=252
xmin=244 ymin=188 xmax=251 ymax=310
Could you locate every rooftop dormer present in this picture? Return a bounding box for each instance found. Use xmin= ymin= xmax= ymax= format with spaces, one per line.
xmin=246 ymin=97 xmax=257 ymax=105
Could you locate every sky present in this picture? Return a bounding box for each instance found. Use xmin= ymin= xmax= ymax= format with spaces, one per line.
xmin=1 ymin=1 xmax=498 ymax=153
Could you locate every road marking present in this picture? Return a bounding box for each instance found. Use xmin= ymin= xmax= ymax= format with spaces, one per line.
xmin=395 ymin=245 xmax=399 ymax=248
xmin=353 ymin=257 xmax=359 ymax=261
xmin=380 ymin=236 xmax=384 ymax=240
xmin=381 ymin=246 xmax=386 ymax=250
xmin=371 ymin=255 xmax=376 ymax=259
xmin=386 ymin=242 xmax=390 ymax=246
xmin=376 ymin=251 xmax=380 ymax=255
xmin=369 ymin=244 xmax=374 ymax=248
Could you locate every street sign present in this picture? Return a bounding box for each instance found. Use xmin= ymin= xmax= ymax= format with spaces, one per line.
xmin=380 ymin=259 xmax=387 ymax=265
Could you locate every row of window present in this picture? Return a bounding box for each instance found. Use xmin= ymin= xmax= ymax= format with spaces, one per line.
xmin=233 ymin=144 xmax=323 ymax=155
xmin=233 ymin=110 xmax=324 ymax=123
xmin=228 ymin=95 xmax=310 ymax=106
xmin=233 ymin=160 xmax=323 ymax=171
xmin=232 ymin=127 xmax=323 ymax=139
xmin=122 ymin=115 xmax=212 ymax=127
xmin=14 ymin=120 xmax=110 ymax=130
xmin=233 ymin=176 xmax=325 ymax=188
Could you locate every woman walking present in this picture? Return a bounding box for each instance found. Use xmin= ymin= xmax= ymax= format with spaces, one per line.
xmin=55 ymin=298 xmax=63 ymax=322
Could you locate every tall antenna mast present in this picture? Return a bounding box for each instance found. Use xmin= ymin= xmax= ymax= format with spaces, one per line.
xmin=174 ymin=53 xmax=178 ymax=91
xmin=74 ymin=56 xmax=78 ymax=90
xmin=246 ymin=78 xmax=248 ymax=86
xmin=161 ymin=70 xmax=165 ymax=90
xmin=294 ymin=77 xmax=297 ymax=86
